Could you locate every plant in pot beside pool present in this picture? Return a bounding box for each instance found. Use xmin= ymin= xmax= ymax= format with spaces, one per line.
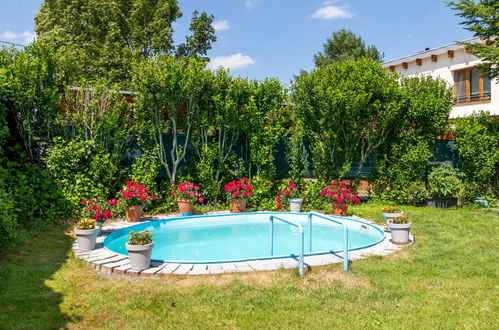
xmin=224 ymin=177 xmax=253 ymax=213
xmin=126 ymin=230 xmax=154 ymax=271
xmin=169 ymin=181 xmax=204 ymax=216
xmin=276 ymin=182 xmax=305 ymax=212
xmin=120 ymin=181 xmax=156 ymax=222
xmin=80 ymin=198 xmax=118 ymax=233
xmin=381 ymin=206 xmax=403 ymax=232
xmin=320 ymin=181 xmax=361 ymax=216
xmin=74 ymin=218 xmax=99 ymax=251
xmin=427 ymin=164 xmax=463 ymax=208
xmin=387 ymin=215 xmax=412 ymax=245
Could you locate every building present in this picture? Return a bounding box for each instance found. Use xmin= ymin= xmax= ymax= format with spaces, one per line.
xmin=383 ymin=37 xmax=498 ymax=119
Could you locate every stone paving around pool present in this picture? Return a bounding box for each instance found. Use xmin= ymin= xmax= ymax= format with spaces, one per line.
xmin=72 ymin=212 xmax=411 ymax=278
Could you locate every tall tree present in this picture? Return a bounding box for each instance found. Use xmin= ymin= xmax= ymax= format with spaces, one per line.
xmin=35 ymin=0 xmax=218 ymax=84
xmin=176 ymin=10 xmax=217 ymax=60
xmin=314 ymin=29 xmax=384 ymax=68
xmin=447 ymin=0 xmax=499 ymax=79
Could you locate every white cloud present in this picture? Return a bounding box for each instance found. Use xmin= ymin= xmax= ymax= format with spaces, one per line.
xmin=311 ymin=5 xmax=354 ymax=20
xmin=212 ymin=20 xmax=230 ymax=32
xmin=1 ymin=29 xmax=36 ymax=44
xmin=245 ymin=0 xmax=257 ymax=11
xmin=207 ymin=53 xmax=256 ymax=70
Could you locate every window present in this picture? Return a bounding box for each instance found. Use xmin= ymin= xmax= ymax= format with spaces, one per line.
xmin=453 ymin=68 xmax=491 ymax=103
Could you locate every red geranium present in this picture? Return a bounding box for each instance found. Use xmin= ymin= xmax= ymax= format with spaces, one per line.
xmin=120 ymin=181 xmax=156 ymax=207
xmin=275 ymin=182 xmax=304 ymax=209
xmin=80 ymin=198 xmax=119 ymax=222
xmin=170 ymin=181 xmax=204 ymax=203
xmin=320 ymin=181 xmax=361 ymax=205
xmin=224 ymin=177 xmax=253 ymax=199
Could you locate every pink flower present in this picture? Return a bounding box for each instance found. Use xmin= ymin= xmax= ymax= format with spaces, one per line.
xmin=276 ymin=191 xmax=281 ymax=195
xmin=242 ymin=177 xmax=248 ymax=181
xmin=277 ymin=203 xmax=282 ymax=209
xmin=194 ymin=186 xmax=199 ymax=191
xmin=80 ymin=200 xmax=87 ymax=204
xmin=233 ymin=191 xmax=240 ymax=197
xmin=198 ymin=197 xmax=204 ymax=203
xmin=335 ymin=196 xmax=344 ymax=204
xmin=151 ymin=196 xmax=157 ymax=200
xmin=284 ymin=191 xmax=290 ymax=196
xmin=103 ymin=210 xmax=112 ymax=219
xmin=107 ymin=198 xmax=118 ymax=206
xmin=140 ymin=196 xmax=147 ymax=201
xmin=276 ymin=196 xmax=282 ymax=202
xmin=94 ymin=212 xmax=102 ymax=221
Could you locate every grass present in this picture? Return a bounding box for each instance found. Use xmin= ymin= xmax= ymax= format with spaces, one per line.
xmin=1 ymin=204 xmax=498 ymax=329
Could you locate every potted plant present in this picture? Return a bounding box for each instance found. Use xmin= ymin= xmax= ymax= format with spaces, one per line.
xmin=320 ymin=181 xmax=361 ymax=216
xmin=387 ymin=215 xmax=412 ymax=245
xmin=80 ymin=198 xmax=118 ymax=233
xmin=74 ymin=218 xmax=99 ymax=250
xmin=126 ymin=230 xmax=154 ymax=271
xmin=276 ymin=182 xmax=305 ymax=212
xmin=120 ymin=181 xmax=157 ymax=222
xmin=427 ymin=164 xmax=463 ymax=208
xmin=224 ymin=177 xmax=253 ymax=213
xmin=169 ymin=181 xmax=204 ymax=216
xmin=382 ymin=206 xmax=404 ymax=232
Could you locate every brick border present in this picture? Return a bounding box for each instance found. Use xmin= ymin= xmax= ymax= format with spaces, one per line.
xmin=72 ymin=213 xmax=411 ymax=278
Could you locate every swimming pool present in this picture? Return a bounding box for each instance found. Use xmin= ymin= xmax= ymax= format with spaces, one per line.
xmin=103 ymin=212 xmax=384 ymax=264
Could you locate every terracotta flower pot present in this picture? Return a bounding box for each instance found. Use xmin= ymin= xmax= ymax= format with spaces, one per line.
xmin=126 ymin=205 xmax=144 ymax=222
xmin=230 ymin=198 xmax=247 ymax=213
xmin=177 ymin=198 xmax=194 ymax=216
xmin=331 ymin=202 xmax=348 ymax=216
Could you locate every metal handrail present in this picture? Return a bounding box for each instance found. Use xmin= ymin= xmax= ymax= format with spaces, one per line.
xmin=269 ymin=215 xmax=305 ymax=277
xmin=307 ymin=211 xmax=349 ymax=273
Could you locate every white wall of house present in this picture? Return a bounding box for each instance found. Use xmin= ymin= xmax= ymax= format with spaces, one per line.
xmin=383 ymin=39 xmax=498 ymax=119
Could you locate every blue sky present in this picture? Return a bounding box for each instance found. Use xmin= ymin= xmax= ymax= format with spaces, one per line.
xmin=1 ymin=0 xmax=473 ymax=84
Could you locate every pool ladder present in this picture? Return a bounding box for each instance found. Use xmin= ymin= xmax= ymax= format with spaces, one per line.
xmin=268 ymin=212 xmax=349 ymax=278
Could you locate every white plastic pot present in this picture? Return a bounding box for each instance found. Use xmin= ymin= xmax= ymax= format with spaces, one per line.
xmin=126 ymin=242 xmax=154 ymax=271
xmin=289 ymin=198 xmax=303 ymax=213
xmin=74 ymin=227 xmax=99 ymax=250
xmin=388 ymin=222 xmax=412 ymax=245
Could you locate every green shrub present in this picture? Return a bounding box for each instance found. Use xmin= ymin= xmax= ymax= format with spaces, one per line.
xmin=0 ymin=151 xmax=69 ymax=225
xmin=427 ymin=164 xmax=463 ymax=198
xmin=46 ymin=137 xmax=122 ymax=212
xmin=0 ymin=187 xmax=18 ymax=249
xmin=455 ymin=112 xmax=499 ymax=201
xmin=247 ymin=175 xmax=276 ymax=210
xmin=302 ymin=179 xmax=328 ymax=212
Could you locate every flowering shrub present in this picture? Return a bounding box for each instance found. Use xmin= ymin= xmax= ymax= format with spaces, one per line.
xmin=80 ymin=198 xmax=118 ymax=222
xmin=224 ymin=177 xmax=253 ymax=199
xmin=169 ymin=181 xmax=204 ymax=203
xmin=76 ymin=218 xmax=97 ymax=230
xmin=120 ymin=181 xmax=157 ymax=207
xmin=388 ymin=215 xmax=411 ymax=224
xmin=276 ymin=182 xmax=304 ymax=209
xmin=128 ymin=230 xmax=153 ymax=245
xmin=382 ymin=206 xmax=401 ymax=213
xmin=320 ymin=181 xmax=361 ymax=205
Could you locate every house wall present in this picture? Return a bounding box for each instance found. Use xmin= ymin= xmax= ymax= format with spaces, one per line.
xmin=385 ymin=48 xmax=499 ymax=119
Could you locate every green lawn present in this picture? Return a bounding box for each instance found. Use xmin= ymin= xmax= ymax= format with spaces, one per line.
xmin=1 ymin=205 xmax=498 ymax=329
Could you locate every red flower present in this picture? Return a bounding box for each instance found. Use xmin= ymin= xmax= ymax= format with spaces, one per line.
xmin=198 ymin=197 xmax=204 ymax=203
xmin=80 ymin=200 xmax=87 ymax=204
xmin=277 ymin=203 xmax=282 ymax=209
xmin=233 ymin=191 xmax=240 ymax=197
xmin=276 ymin=191 xmax=281 ymax=195
xmin=103 ymin=210 xmax=112 ymax=219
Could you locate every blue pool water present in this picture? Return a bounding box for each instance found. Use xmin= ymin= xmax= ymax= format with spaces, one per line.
xmin=103 ymin=212 xmax=384 ymax=263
